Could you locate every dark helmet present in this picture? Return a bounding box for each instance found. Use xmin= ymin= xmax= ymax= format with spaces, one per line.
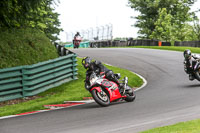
xmin=82 ymin=57 xmax=92 ymax=69
xmin=183 ymin=49 xmax=191 ymax=59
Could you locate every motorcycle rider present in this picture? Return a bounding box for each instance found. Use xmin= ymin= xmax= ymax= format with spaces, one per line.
xmin=82 ymin=57 xmax=122 ymax=90
xmin=74 ymin=32 xmax=81 ymax=38
xmin=183 ymin=49 xmax=200 ymax=80
xmin=73 ymin=32 xmax=81 ymax=44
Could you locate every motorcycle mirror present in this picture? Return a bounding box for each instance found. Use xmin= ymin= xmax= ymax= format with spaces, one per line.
xmin=116 ymin=73 xmax=121 ymax=79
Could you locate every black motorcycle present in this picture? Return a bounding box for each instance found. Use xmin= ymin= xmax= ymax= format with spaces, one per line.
xmin=184 ymin=58 xmax=200 ymax=81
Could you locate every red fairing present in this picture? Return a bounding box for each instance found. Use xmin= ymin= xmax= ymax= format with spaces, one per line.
xmin=90 ymin=81 xmax=122 ymax=102
xmin=74 ymin=36 xmax=82 ymax=46
xmin=106 ymin=81 xmax=122 ymax=102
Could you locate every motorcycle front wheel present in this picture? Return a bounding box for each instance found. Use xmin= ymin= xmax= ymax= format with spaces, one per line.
xmin=91 ymin=89 xmax=110 ymax=107
xmin=124 ymin=86 xmax=136 ymax=102
xmin=195 ymin=70 xmax=200 ymax=81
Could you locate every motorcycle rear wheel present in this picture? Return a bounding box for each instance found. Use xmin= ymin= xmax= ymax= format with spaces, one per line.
xmin=91 ymin=89 xmax=110 ymax=107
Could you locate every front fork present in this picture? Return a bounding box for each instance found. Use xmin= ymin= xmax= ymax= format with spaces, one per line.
xmin=123 ymin=77 xmax=128 ymax=95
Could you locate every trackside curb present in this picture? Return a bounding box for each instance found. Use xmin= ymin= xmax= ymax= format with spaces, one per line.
xmin=0 ymin=100 xmax=94 ymax=120
xmin=133 ymin=72 xmax=147 ymax=92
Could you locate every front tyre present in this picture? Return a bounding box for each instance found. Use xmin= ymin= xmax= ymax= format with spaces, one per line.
xmin=91 ymin=89 xmax=110 ymax=107
xmin=195 ymin=69 xmax=200 ymax=81
xmin=124 ymin=86 xmax=136 ymax=102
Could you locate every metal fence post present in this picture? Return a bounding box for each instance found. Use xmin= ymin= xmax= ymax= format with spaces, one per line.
xmin=21 ymin=67 xmax=25 ymax=97
xmin=72 ymin=54 xmax=76 ymax=80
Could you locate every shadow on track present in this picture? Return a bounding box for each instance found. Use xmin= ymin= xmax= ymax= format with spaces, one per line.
xmin=81 ymin=101 xmax=131 ymax=109
xmin=180 ymin=84 xmax=200 ymax=89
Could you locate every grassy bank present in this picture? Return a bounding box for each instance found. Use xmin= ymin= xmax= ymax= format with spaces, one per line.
xmin=141 ymin=119 xmax=200 ymax=133
xmin=0 ymin=28 xmax=58 ymax=69
xmin=0 ymin=58 xmax=143 ymax=117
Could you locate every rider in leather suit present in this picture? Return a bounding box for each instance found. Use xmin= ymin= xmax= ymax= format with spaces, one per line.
xmin=183 ymin=49 xmax=200 ymax=80
xmin=82 ymin=57 xmax=121 ymax=88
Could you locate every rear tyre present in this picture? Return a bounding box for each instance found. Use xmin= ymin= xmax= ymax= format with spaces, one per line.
xmin=124 ymin=86 xmax=136 ymax=102
xmin=91 ymin=89 xmax=110 ymax=107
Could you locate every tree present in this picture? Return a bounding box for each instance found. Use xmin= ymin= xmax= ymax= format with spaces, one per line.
xmin=150 ymin=8 xmax=172 ymax=42
xmin=150 ymin=8 xmax=198 ymax=44
xmin=26 ymin=1 xmax=62 ymax=42
xmin=0 ymin=0 xmax=62 ymax=42
xmin=0 ymin=0 xmax=46 ymax=28
xmin=128 ymin=0 xmax=195 ymax=39
xmin=192 ymin=15 xmax=200 ymax=41
xmin=183 ymin=24 xmax=198 ymax=41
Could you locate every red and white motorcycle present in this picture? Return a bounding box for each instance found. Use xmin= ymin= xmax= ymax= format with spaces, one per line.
xmin=73 ymin=36 xmax=82 ymax=49
xmin=85 ymin=71 xmax=136 ymax=106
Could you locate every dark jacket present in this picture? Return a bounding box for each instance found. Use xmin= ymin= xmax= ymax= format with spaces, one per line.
xmin=86 ymin=61 xmax=109 ymax=76
xmin=184 ymin=54 xmax=200 ymax=73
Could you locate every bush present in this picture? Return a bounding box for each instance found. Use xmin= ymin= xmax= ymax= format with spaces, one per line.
xmin=0 ymin=28 xmax=59 ymax=69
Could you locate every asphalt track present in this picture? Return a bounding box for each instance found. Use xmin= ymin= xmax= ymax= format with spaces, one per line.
xmin=1 ymin=48 xmax=200 ymax=133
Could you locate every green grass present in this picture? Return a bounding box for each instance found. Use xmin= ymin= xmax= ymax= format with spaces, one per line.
xmin=141 ymin=119 xmax=200 ymax=133
xmin=0 ymin=28 xmax=59 ymax=69
xmin=0 ymin=58 xmax=143 ymax=117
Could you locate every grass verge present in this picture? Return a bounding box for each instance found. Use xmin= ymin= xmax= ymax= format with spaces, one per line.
xmin=141 ymin=119 xmax=200 ymax=133
xmin=0 ymin=58 xmax=143 ymax=117
xmin=0 ymin=28 xmax=58 ymax=69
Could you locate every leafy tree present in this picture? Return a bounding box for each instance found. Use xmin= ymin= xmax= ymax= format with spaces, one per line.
xmin=192 ymin=15 xmax=200 ymax=41
xmin=183 ymin=24 xmax=198 ymax=41
xmin=0 ymin=0 xmax=45 ymax=28
xmin=150 ymin=8 xmax=197 ymax=44
xmin=26 ymin=1 xmax=62 ymax=42
xmin=128 ymin=0 xmax=195 ymax=40
xmin=150 ymin=8 xmax=172 ymax=42
xmin=0 ymin=0 xmax=62 ymax=42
